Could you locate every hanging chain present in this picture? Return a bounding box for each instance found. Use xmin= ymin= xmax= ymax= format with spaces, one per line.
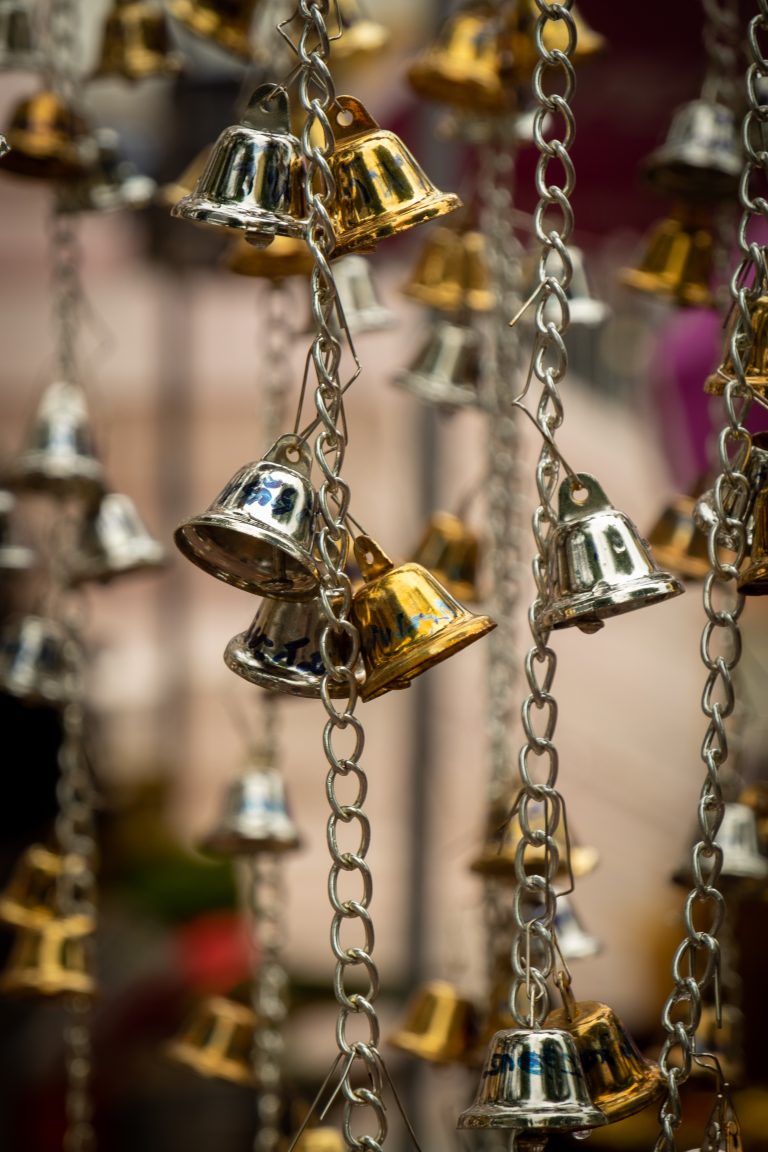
xmin=702 ymin=0 xmax=743 ymax=109
xmin=654 ymin=6 xmax=767 ymax=1149
xmin=509 ymin=0 xmax=576 ymax=1028
xmin=297 ymin=5 xmax=384 ymax=1150
xmin=249 ymin=856 xmax=290 ymax=1152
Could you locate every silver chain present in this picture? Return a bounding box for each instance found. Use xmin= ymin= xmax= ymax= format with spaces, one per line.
xmin=297 ymin=5 xmax=384 ymax=1149
xmin=702 ymin=0 xmax=743 ymax=109
xmin=248 ymin=856 xmax=289 ymax=1152
xmin=654 ymin=5 xmax=767 ymax=1148
xmin=50 ymin=205 xmax=82 ymax=386
xmin=509 ymin=0 xmax=576 ymax=1028
xmin=46 ymin=0 xmax=80 ymax=105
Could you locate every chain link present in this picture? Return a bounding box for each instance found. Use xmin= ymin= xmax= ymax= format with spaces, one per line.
xmin=509 ymin=0 xmax=576 ymax=1028
xmin=297 ymin=5 xmax=384 ymax=1149
xmin=654 ymin=5 xmax=767 ymax=1148
xmin=248 ymin=857 xmax=289 ymax=1152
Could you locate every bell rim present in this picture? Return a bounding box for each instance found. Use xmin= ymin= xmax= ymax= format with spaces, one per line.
xmin=619 ymin=265 xmax=715 ymax=309
xmin=402 ymin=282 xmax=496 ymax=313
xmin=358 ymin=611 xmax=496 ymax=701
xmin=171 ymin=193 xmax=307 ymax=240
xmin=197 ymin=826 xmax=303 ymax=857
xmin=738 ymin=558 xmax=768 ymax=595
xmin=174 ymin=514 xmax=321 ymax=600
xmin=541 ymin=572 xmax=685 ymax=632
xmin=406 ymin=59 xmax=515 ymax=115
xmin=164 ymin=1041 xmax=257 ymax=1086
xmin=0 ymin=134 xmax=91 ymax=180
xmin=393 ymin=369 xmax=482 ymax=411
xmin=457 ymin=1101 xmax=607 ymax=1132
xmin=224 ymin=630 xmax=364 ymax=698
xmin=468 ymin=842 xmax=599 ymax=880
xmin=3 ymin=454 xmax=106 ymax=502
xmin=331 ymin=191 xmax=463 ymax=260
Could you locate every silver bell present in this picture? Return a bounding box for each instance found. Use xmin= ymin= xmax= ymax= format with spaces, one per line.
xmin=331 ymin=254 xmax=396 ymax=335
xmin=198 ymin=757 xmax=303 ymax=857
xmin=174 ymin=433 xmax=320 ymax=600
xmin=672 ymin=800 xmax=768 ymax=886
xmin=0 ymin=614 xmax=77 ymax=706
xmin=224 ymin=595 xmax=364 ymax=698
xmin=66 ymin=490 xmax=167 ymax=586
xmin=0 ymin=0 xmax=43 ymax=72
xmin=0 ymin=490 xmax=35 ymax=572
xmin=541 ymin=246 xmax=610 ymax=329
xmin=171 ymin=84 xmax=307 ymax=244
xmin=541 ymin=473 xmax=685 ymax=634
xmin=642 ymin=98 xmax=743 ymax=204
xmin=392 ymin=317 xmax=485 ymax=413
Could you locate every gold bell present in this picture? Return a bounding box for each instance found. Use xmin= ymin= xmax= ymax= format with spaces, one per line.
xmin=393 ymin=316 xmax=486 ymax=413
xmin=704 ymin=294 xmax=768 ymax=396
xmin=4 ymin=379 xmax=105 ymax=503
xmin=541 ymin=472 xmax=685 ymax=634
xmin=0 ymin=613 xmax=78 ymax=707
xmin=504 ymin=0 xmax=606 ymax=82
xmin=0 ymin=0 xmax=44 ymax=72
xmin=387 ymin=979 xmax=480 ymax=1065
xmin=166 ymin=0 xmax=261 ymax=61
xmin=293 ymin=1129 xmax=346 ymax=1152
xmin=165 ymin=994 xmax=258 ymax=1086
xmin=406 ymin=1 xmax=520 ymax=115
xmin=739 ymin=780 xmax=768 ymax=852
xmin=0 ymin=845 xmax=87 ymax=929
xmin=0 ymin=914 xmax=96 ymax=998
xmin=544 ymin=979 xmax=665 ymax=1124
xmin=619 ymin=206 xmax=717 ymax=309
xmin=171 ymin=84 xmax=307 ymax=243
xmin=174 ymin=433 xmax=320 ymax=600
xmin=66 ymin=490 xmax=167 ymax=586
xmin=333 ymin=0 xmax=390 ymax=62
xmin=156 ymin=143 xmax=212 ymax=209
xmin=327 ymin=95 xmax=462 ymax=259
xmin=457 ymin=1025 xmax=607 ymax=1135
xmin=641 ymin=98 xmax=743 ymax=205
xmin=198 ymin=755 xmax=303 ymax=857
xmin=0 ymin=489 xmax=35 ymax=572
xmin=223 ymin=232 xmax=313 ymax=279
xmin=409 ymin=510 xmax=482 ymax=602
xmin=469 ymin=791 xmax=599 ymax=881
xmin=350 ymin=534 xmax=495 ymax=702
xmin=92 ymin=0 xmax=183 ymax=82
xmin=401 ymin=219 xmax=495 ymax=314
xmin=738 ymin=484 xmax=768 ymax=594
xmin=645 ymin=476 xmax=712 ymax=582
xmin=0 ymin=86 xmax=97 ymax=181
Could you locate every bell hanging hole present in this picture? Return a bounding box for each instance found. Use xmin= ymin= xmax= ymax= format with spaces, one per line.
xmin=336 ymin=108 xmax=354 ymax=128
xmin=569 ymin=480 xmax=589 ymax=505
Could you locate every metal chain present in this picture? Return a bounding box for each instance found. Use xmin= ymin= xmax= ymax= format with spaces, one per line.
xmin=46 ymin=0 xmax=80 ymax=105
xmin=702 ymin=0 xmax=743 ymax=110
xmin=654 ymin=5 xmax=767 ymax=1148
xmin=50 ymin=204 xmax=82 ymax=386
xmin=509 ymin=0 xmax=576 ymax=1028
xmin=263 ymin=281 xmax=293 ymax=447
xmin=248 ymin=856 xmax=290 ymax=1152
xmin=297 ymin=6 xmax=384 ymax=1150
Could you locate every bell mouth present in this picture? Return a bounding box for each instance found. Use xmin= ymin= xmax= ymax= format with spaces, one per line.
xmin=404 ymin=282 xmax=496 ymax=313
xmin=542 ymin=572 xmax=684 ymax=633
xmin=331 ymin=191 xmax=463 ymax=260
xmin=4 ymin=452 xmax=106 ymax=502
xmin=172 ymin=193 xmax=307 ymax=240
xmin=406 ymin=61 xmax=516 ymax=115
xmin=223 ymin=630 xmax=364 ymax=699
xmin=457 ymin=1101 xmax=606 ymax=1132
xmin=198 ymin=824 xmax=302 ymax=857
xmin=393 ymin=369 xmax=482 ymax=412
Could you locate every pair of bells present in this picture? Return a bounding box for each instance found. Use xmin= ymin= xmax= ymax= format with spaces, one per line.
xmin=166 ymin=994 xmax=258 ymax=1086
xmin=171 ymin=85 xmax=461 ymax=256
xmin=92 ymin=0 xmax=182 ymax=81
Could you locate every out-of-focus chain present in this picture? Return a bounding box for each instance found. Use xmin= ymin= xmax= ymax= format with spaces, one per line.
xmin=249 ymin=856 xmax=289 ymax=1152
xmin=653 ymin=7 xmax=767 ymax=1149
xmin=263 ymin=281 xmax=293 ymax=446
xmin=509 ymin=0 xmax=576 ymax=1028
xmin=702 ymin=0 xmax=743 ymax=110
xmin=297 ymin=6 xmax=384 ymax=1150
xmin=47 ymin=0 xmax=80 ymax=104
xmin=50 ymin=205 xmax=82 ymax=386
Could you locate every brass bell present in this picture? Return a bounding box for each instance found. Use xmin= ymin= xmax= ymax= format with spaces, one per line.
xmin=469 ymin=791 xmax=599 ymax=881
xmin=406 ymin=1 xmax=520 ymax=115
xmin=457 ymin=1026 xmax=607 ymax=1134
xmin=156 ymin=143 xmax=212 ymax=209
xmin=0 ymin=914 xmax=95 ymax=998
xmin=293 ymin=1129 xmax=346 ymax=1152
xmin=198 ymin=756 xmax=303 ymax=857
xmin=704 ymin=295 xmax=768 ymax=396
xmin=0 ymin=613 xmax=77 ymax=707
xmin=223 ymin=232 xmax=313 ymax=279
xmin=0 ymin=845 xmax=88 ymax=929
xmin=3 ymin=379 xmax=105 ymax=503
xmin=0 ymin=87 xmax=97 ymax=181
xmin=392 ymin=317 xmax=486 ymax=413
xmin=641 ymin=98 xmax=743 ymax=205
xmin=544 ymin=980 xmax=665 ymax=1123
xmin=0 ymin=489 xmax=35 ymax=572
xmin=166 ymin=0 xmax=261 ymax=61
xmin=65 ymin=490 xmax=167 ymax=586
xmin=92 ymin=0 xmax=183 ymax=82
xmin=506 ymin=1 xmax=606 ymax=78
xmin=737 ymin=484 xmax=768 ymax=594
xmin=695 ymin=433 xmax=768 ymax=554
xmin=327 ymin=95 xmax=462 ymax=259
xmin=58 ymin=127 xmax=157 ymax=215
xmin=333 ymin=0 xmax=390 ymax=62
xmin=224 ymin=595 xmax=365 ymax=699
xmin=401 ymin=220 xmax=495 ymax=314
xmin=409 ymin=510 xmax=482 ymax=602
xmin=645 ymin=479 xmax=712 ymax=583
xmin=387 ymin=979 xmax=481 ymax=1065
xmin=541 ymin=472 xmax=685 ymax=634
xmin=174 ymin=433 xmax=320 ymax=600
xmin=350 ymin=534 xmax=496 ymax=702
xmin=165 ymin=994 xmax=258 ymax=1086
xmin=171 ymin=84 xmax=307 ymax=243
xmin=672 ymin=800 xmax=768 ymax=886
xmin=0 ymin=0 xmax=43 ymax=72
xmin=619 ymin=206 xmax=716 ymax=309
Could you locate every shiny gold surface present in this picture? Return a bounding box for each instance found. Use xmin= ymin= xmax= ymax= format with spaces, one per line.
xmin=93 ymin=0 xmax=182 ymax=81
xmin=0 ymin=845 xmax=87 ymax=929
xmin=0 ymin=915 xmax=96 ymax=998
xmin=401 ymin=223 xmax=495 ymax=313
xmin=166 ymin=995 xmax=257 ymax=1086
xmin=705 ymin=295 xmax=768 ymax=396
xmin=409 ymin=510 xmax=482 ymax=602
xmin=646 ymin=492 xmax=711 ymax=582
xmin=333 ymin=0 xmax=390 ymax=61
xmin=388 ymin=979 xmax=480 ymax=1064
xmin=157 ymin=144 xmax=212 ymax=209
xmin=469 ymin=792 xmax=599 ymax=880
xmin=620 ymin=211 xmax=716 ymax=309
xmin=166 ymin=0 xmax=261 ymax=60
xmin=222 ymin=233 xmax=313 ymax=279
xmin=0 ymin=88 xmax=96 ymax=180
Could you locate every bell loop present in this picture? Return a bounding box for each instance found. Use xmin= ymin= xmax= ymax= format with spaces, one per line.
xmin=244 ymin=83 xmax=294 ymax=133
xmin=354 ymin=534 xmax=394 ymax=580
xmin=331 ymin=94 xmax=378 ymax=141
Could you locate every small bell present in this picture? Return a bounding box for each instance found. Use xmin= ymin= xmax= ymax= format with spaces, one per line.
xmin=546 ymin=246 xmax=610 ymax=329
xmin=642 ymin=98 xmax=743 ymax=205
xmin=65 ymin=490 xmax=167 ymax=586
xmin=58 ymin=127 xmax=157 ymax=214
xmin=224 ymin=595 xmax=365 ymax=699
xmin=392 ymin=317 xmax=486 ymax=413
xmin=350 ymin=534 xmax=495 ymax=702
xmin=92 ymin=0 xmax=183 ymax=81
xmin=174 ymin=433 xmax=320 ymax=600
xmin=704 ymin=294 xmax=768 ymax=396
xmin=544 ymin=979 xmax=665 ymax=1123
xmin=737 ymin=484 xmax=768 ymax=594
xmin=328 ymin=253 xmax=395 ymax=334
xmin=469 ymin=792 xmax=599 ymax=880
xmin=645 ymin=479 xmax=712 ymax=583
xmin=0 ymin=845 xmax=88 ymax=929
xmin=739 ymin=780 xmax=768 ymax=852
xmin=3 ymin=379 xmax=105 ymax=503
xmin=0 ymin=613 xmax=77 ymax=707
xmin=694 ymin=1088 xmax=744 ymax=1152
xmin=619 ymin=207 xmax=717 ymax=309
xmin=504 ymin=0 xmax=606 ymax=82
xmin=198 ymin=756 xmax=303 ymax=857
xmin=0 ymin=489 xmax=35 ymax=572
xmin=165 ymin=994 xmax=258 ymax=1086
xmin=387 ymin=979 xmax=481 ymax=1065
xmin=0 ymin=914 xmax=96 ymax=998
xmin=171 ymin=84 xmax=307 ymax=244
xmin=293 ymin=1129 xmax=346 ymax=1152
xmin=457 ymin=1026 xmax=607 ymax=1135
xmin=223 ymin=232 xmax=313 ymax=279
xmin=672 ymin=800 xmax=768 ymax=886
xmin=401 ymin=219 xmax=496 ymax=314
xmin=0 ymin=87 xmax=97 ymax=181
xmin=166 ymin=0 xmax=261 ymax=61
xmin=541 ymin=473 xmax=685 ymax=634
xmin=0 ymin=0 xmax=43 ymax=72
xmin=333 ymin=0 xmax=390 ymax=62
xmin=327 ymin=95 xmax=462 ymax=258
xmin=409 ymin=510 xmax=482 ymax=603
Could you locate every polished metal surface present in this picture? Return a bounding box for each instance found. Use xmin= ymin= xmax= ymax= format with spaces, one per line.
xmin=165 ymin=996 xmax=258 ymax=1086
xmin=66 ymin=490 xmax=167 ymax=585
xmin=0 ymin=614 xmax=77 ymax=706
xmin=401 ymin=220 xmax=495 ymax=313
xmin=620 ymin=209 xmax=716 ymax=309
xmin=409 ymin=510 xmax=482 ymax=602
xmin=705 ymin=294 xmax=768 ymax=395
xmin=198 ymin=766 xmax=303 ymax=857
xmin=646 ymin=489 xmax=711 ymax=582
xmin=642 ymin=98 xmax=743 ymax=204
xmin=393 ymin=317 xmax=485 ymax=412
xmin=388 ymin=979 xmax=480 ymax=1064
